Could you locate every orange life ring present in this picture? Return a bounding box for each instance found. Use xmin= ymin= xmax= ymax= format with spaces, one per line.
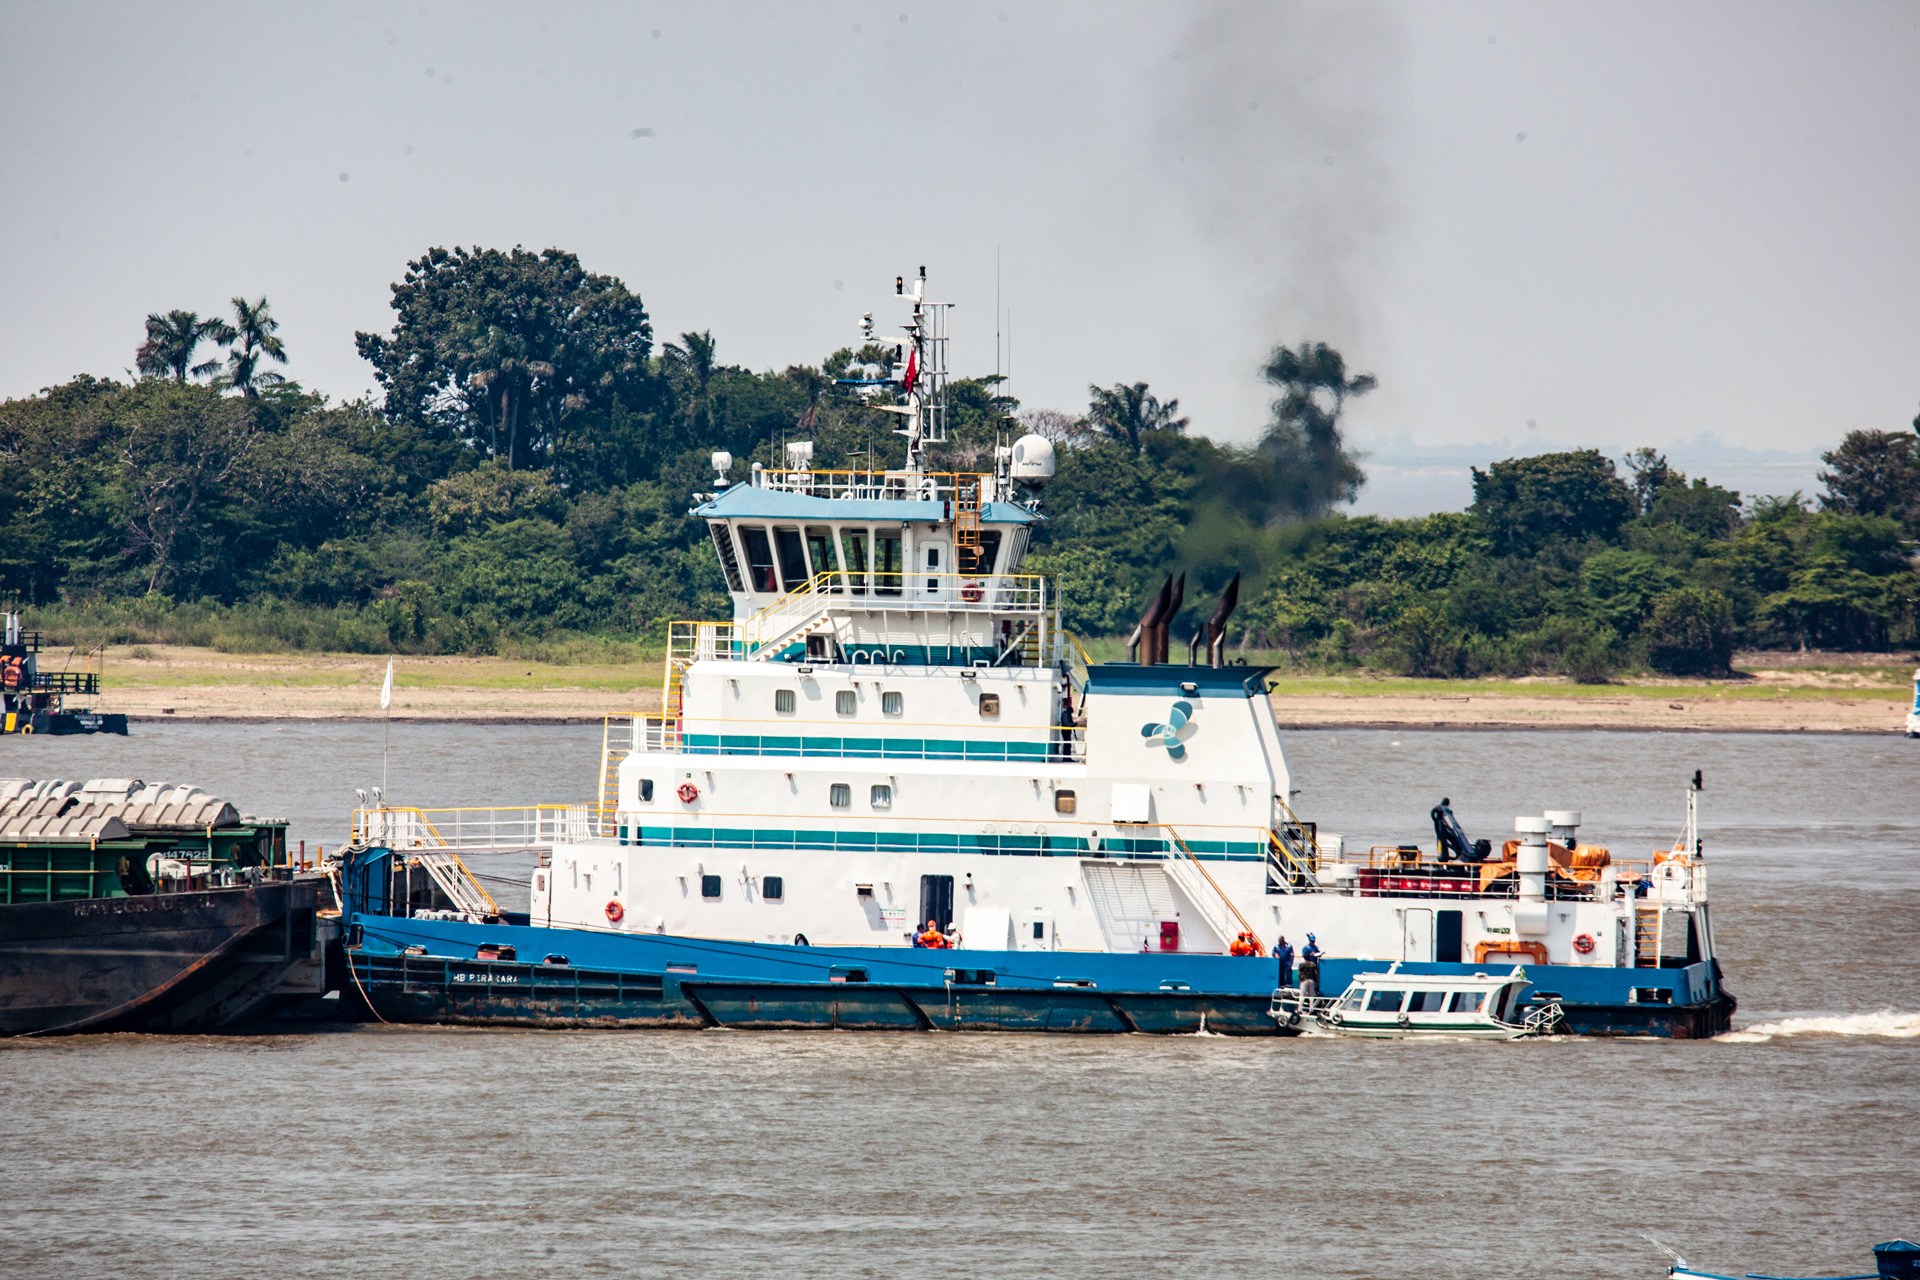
xmin=1 ymin=661 xmax=20 ymax=691
xmin=677 ymin=782 xmax=699 ymax=804
xmin=1572 ymin=932 xmax=1596 ymax=955
xmin=605 ymin=900 xmax=625 ymax=923
xmin=960 ymin=580 xmax=984 ymax=603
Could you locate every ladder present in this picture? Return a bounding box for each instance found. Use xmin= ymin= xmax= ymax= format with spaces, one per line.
xmin=1161 ymin=826 xmax=1263 ymax=953
xmin=597 ymin=715 xmax=636 ymax=831
xmin=1635 ymin=906 xmax=1662 ymax=966
xmin=413 ymin=851 xmax=500 ymax=917
xmin=955 ymin=474 xmax=983 ymax=566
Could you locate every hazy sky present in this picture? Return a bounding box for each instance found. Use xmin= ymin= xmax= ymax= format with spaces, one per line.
xmin=4 ymin=1 xmax=1917 ymax=470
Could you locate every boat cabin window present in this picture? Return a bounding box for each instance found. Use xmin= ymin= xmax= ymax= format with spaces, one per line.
xmin=701 ymin=874 xmax=722 ymax=899
xmin=740 ymin=526 xmax=778 ymax=593
xmin=763 ymin=876 xmax=783 ymax=900
xmin=1448 ymin=991 xmax=1485 ymax=1013
xmin=775 ymin=689 xmax=796 ymax=714
xmin=1409 ymin=991 xmax=1447 ymax=1013
xmin=875 ymin=532 xmax=903 ymax=596
xmin=1335 ymin=990 xmax=1363 ymax=1011
xmin=841 ymin=530 xmax=869 ymax=595
xmin=709 ymin=522 xmax=745 ymax=593
xmin=978 ymin=693 xmax=1000 ymax=717
xmin=923 ymin=542 xmax=942 ymax=594
xmin=882 ymin=691 xmax=903 ymax=716
xmin=1054 ymin=789 xmax=1076 ymax=814
xmin=960 ymin=530 xmax=1002 ymax=578
xmin=829 ymin=783 xmax=851 ymax=808
xmin=773 ymin=527 xmax=808 ymax=590
xmin=835 ymin=690 xmax=857 ymax=715
xmin=805 ymin=527 xmax=842 ymax=592
xmin=1366 ymin=988 xmax=1406 ymax=1013
xmin=638 ymin=779 xmax=654 ymax=803
xmin=870 ymin=783 xmax=892 ymax=810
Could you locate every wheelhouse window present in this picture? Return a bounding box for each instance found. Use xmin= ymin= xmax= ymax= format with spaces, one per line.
xmin=835 ymin=690 xmax=857 ymax=715
xmin=709 ymin=523 xmax=745 ymax=592
xmin=638 ymin=779 xmax=655 ymax=803
xmin=960 ymin=530 xmax=1002 ymax=578
xmin=875 ymin=532 xmax=903 ymax=596
xmin=763 ymin=876 xmax=784 ymax=900
xmin=773 ymin=527 xmax=809 ymax=591
xmin=829 ymin=783 xmax=851 ymax=808
xmin=740 ymin=526 xmax=778 ymax=593
xmin=881 ymin=691 xmax=903 ymax=716
xmin=870 ymin=784 xmax=893 ymax=809
xmin=806 ymin=527 xmax=843 ymax=592
xmin=841 ymin=530 xmax=869 ymax=595
xmin=775 ymin=689 xmax=796 ymax=714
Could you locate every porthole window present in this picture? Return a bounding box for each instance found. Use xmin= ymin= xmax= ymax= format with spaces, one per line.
xmin=835 ymin=690 xmax=857 ymax=715
xmin=639 ymin=779 xmax=655 ymax=803
xmin=763 ymin=875 xmax=784 ymax=900
xmin=978 ymin=693 xmax=1000 ymax=717
xmin=870 ymin=784 xmax=893 ymax=810
xmin=1054 ymin=789 xmax=1076 ymax=814
xmin=701 ymin=874 xmax=722 ymax=899
xmin=775 ymin=689 xmax=796 ymax=714
xmin=829 ymin=782 xmax=851 ymax=808
xmin=882 ymin=691 xmax=903 ymax=716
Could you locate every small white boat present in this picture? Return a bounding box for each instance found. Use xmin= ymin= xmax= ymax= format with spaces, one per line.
xmin=1271 ymin=963 xmax=1565 ymax=1039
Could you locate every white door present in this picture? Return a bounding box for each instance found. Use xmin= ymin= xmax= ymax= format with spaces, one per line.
xmin=915 ymin=540 xmax=949 ymax=602
xmin=1403 ymin=908 xmax=1433 ymax=961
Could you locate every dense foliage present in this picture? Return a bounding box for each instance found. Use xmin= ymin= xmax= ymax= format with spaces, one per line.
xmin=2 ymin=244 xmax=1915 ymax=676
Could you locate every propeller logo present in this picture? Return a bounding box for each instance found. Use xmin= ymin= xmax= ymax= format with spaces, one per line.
xmin=1140 ymin=699 xmax=1195 ymax=760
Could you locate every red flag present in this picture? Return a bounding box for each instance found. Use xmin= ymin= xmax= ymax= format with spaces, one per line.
xmin=903 ymin=349 xmax=918 ymax=392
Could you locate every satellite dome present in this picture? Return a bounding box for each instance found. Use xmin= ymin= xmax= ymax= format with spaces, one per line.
xmin=1010 ymin=434 xmax=1056 ymax=485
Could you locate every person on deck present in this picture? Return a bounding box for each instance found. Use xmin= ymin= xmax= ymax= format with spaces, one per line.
xmin=1298 ymin=953 xmax=1320 ymax=1001
xmin=918 ymin=919 xmax=948 ymax=949
xmin=1274 ymin=935 xmax=1294 ymax=988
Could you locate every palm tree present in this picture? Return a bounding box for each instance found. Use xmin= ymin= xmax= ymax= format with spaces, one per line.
xmin=213 ymin=296 xmax=290 ymax=396
xmin=662 ymin=330 xmax=718 ymax=435
xmin=1086 ymin=381 xmax=1189 ymax=454
xmin=134 ymin=310 xmax=232 ymax=382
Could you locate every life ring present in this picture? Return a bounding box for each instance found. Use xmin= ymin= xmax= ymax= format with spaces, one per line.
xmin=960 ymin=580 xmax=984 ymax=603
xmin=1573 ymin=932 xmax=1596 ymax=955
xmin=605 ymin=900 xmax=625 ymax=923
xmin=676 ymin=782 xmax=699 ymax=804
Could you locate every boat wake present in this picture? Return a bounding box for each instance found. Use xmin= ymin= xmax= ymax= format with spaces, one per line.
xmin=1718 ymin=1010 xmax=1920 ymax=1043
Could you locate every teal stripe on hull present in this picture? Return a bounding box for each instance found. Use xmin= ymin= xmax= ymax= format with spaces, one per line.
xmin=610 ymin=824 xmax=1266 ymax=860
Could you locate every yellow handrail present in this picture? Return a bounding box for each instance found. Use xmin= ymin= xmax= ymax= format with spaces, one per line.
xmin=1160 ymin=824 xmax=1262 ymax=948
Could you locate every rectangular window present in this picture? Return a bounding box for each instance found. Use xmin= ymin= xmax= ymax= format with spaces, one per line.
xmin=1448 ymin=991 xmax=1486 ymax=1013
xmin=960 ymin=530 xmax=1002 ymax=578
xmin=1054 ymin=789 xmax=1076 ymax=814
xmin=835 ymin=690 xmax=857 ymax=715
xmin=875 ymin=532 xmax=903 ymax=596
xmin=775 ymin=689 xmax=796 ymax=714
xmin=773 ymin=527 xmax=809 ymax=591
xmin=978 ymin=693 xmax=1000 ymax=717
xmin=763 ymin=875 xmax=783 ymax=900
xmin=829 ymin=783 xmax=851 ymax=808
xmin=708 ymin=522 xmax=745 ymax=593
xmin=881 ymin=691 xmax=903 ymax=716
xmin=1032 ymin=921 xmax=1045 ymax=940
xmin=806 ymin=527 xmax=843 ymax=592
xmin=841 ymin=530 xmax=869 ymax=595
xmin=870 ymin=784 xmax=892 ymax=809
xmin=701 ymin=874 xmax=722 ymax=899
xmin=918 ymin=874 xmax=954 ymax=931
xmin=1366 ymin=989 xmax=1406 ymax=1013
xmin=923 ymin=542 xmax=942 ymax=594
xmin=1411 ymin=991 xmax=1448 ymax=1013
xmin=639 ymin=779 xmax=654 ymax=803
xmin=740 ymin=526 xmax=778 ymax=593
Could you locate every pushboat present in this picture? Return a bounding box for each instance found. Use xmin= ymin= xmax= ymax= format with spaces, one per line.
xmin=1271 ymin=964 xmax=1565 ymax=1039
xmin=1667 ymin=1238 xmax=1917 ymax=1279
xmin=332 ymin=267 xmax=1737 ymax=1039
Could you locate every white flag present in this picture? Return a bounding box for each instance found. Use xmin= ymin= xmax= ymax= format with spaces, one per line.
xmin=380 ymin=657 xmax=394 ymax=710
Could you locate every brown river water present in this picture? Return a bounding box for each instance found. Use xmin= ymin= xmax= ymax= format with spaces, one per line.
xmin=1 ymin=723 xmax=1915 ymax=1278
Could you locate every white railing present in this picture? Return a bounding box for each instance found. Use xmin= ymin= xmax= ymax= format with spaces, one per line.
xmin=752 ymin=468 xmax=990 ymax=505
xmin=352 ymin=805 xmax=603 ymax=852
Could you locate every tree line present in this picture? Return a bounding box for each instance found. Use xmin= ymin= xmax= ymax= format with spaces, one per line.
xmin=1 ymin=242 xmax=1914 ymax=676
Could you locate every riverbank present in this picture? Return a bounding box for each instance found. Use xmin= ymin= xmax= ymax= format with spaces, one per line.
xmin=66 ymin=645 xmax=1918 ymax=733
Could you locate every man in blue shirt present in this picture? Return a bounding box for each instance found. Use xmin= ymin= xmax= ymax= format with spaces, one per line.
xmin=1273 ymin=935 xmax=1295 ymax=988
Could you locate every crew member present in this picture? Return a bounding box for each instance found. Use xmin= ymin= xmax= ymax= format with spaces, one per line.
xmin=1274 ymin=934 xmax=1295 ymax=988
xmin=918 ymin=918 xmax=948 ymax=949
xmin=1298 ymin=952 xmax=1320 ymax=1001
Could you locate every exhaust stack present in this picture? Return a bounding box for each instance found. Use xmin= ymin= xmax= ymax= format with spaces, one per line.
xmin=1154 ymin=573 xmax=1184 ymax=667
xmin=1207 ymin=573 xmax=1241 ymax=667
xmin=1128 ymin=577 xmax=1173 ymax=664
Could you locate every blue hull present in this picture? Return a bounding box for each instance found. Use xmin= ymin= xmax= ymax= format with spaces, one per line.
xmin=346 ymin=915 xmax=1734 ymax=1038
